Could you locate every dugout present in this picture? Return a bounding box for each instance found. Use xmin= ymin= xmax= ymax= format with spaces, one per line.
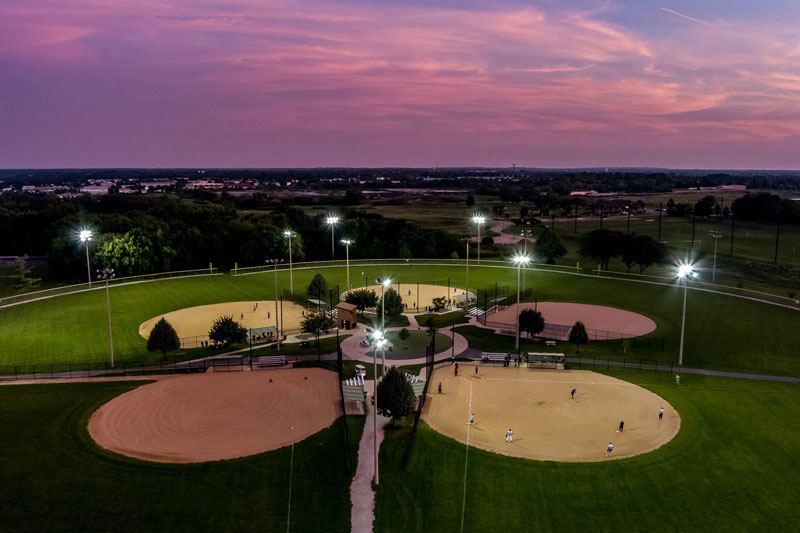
xmin=336 ymin=302 xmax=358 ymax=330
xmin=527 ymin=352 xmax=566 ymax=370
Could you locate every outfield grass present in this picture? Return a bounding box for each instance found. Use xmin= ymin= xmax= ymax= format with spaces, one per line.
xmin=0 ymin=380 xmax=365 ymax=532
xmin=415 ymin=310 xmax=469 ymax=328
xmin=1 ymin=264 xmax=799 ymax=376
xmin=374 ymin=330 xmax=452 ymax=360
xmin=375 ymin=371 xmax=800 ymax=531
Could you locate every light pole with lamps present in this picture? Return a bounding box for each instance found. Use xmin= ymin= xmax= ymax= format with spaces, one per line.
xmin=375 ymin=277 xmax=391 ymax=375
xmin=677 ymin=264 xmax=697 ymax=366
xmin=371 ymin=329 xmax=387 ymax=485
xmin=267 ymin=259 xmax=284 ymax=350
xmin=342 ymin=239 xmax=354 ymax=289
xmin=512 ymin=254 xmax=531 ymax=352
xmin=326 ymin=215 xmax=340 ymax=259
xmin=472 ymin=215 xmax=486 ymax=263
xmin=97 ymin=268 xmax=115 ymax=368
xmin=709 ymin=230 xmax=722 ymax=284
xmin=464 ymin=237 xmax=470 ymax=304
xmin=79 ymin=229 xmax=92 ymax=288
xmin=283 ymin=229 xmax=295 ymax=294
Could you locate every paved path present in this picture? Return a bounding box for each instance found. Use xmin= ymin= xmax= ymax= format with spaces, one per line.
xmin=350 ymin=380 xmax=390 ymax=533
xmin=486 ymin=219 xmax=536 ymax=245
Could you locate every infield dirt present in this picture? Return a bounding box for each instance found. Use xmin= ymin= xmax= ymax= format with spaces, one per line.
xmin=423 ymin=366 xmax=679 ymax=462
xmin=88 ymin=368 xmax=342 ymax=463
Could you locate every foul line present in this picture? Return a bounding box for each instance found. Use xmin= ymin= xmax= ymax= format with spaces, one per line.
xmin=287 ymin=442 xmax=294 ymax=533
xmin=460 ymin=380 xmax=473 ymax=533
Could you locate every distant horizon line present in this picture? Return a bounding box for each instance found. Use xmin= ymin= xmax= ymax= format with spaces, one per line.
xmin=2 ymin=166 xmax=800 ymax=173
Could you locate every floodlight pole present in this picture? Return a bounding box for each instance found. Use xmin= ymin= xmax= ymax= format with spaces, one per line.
xmin=84 ymin=241 xmax=92 ymax=289
xmin=285 ymin=230 xmax=294 ymax=294
xmin=709 ymin=230 xmax=722 ymax=284
xmin=381 ymin=285 xmax=386 ymax=377
xmin=515 ymin=261 xmax=522 ymax=351
xmin=97 ymin=268 xmax=115 ymax=368
xmin=373 ymin=340 xmax=379 ymax=485
xmin=465 ymin=239 xmax=470 ymax=304
xmin=274 ymin=262 xmax=281 ymax=350
xmin=678 ymin=276 xmax=688 ymax=366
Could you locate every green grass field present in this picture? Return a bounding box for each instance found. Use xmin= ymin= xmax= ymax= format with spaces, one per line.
xmin=0 ymin=380 xmax=365 ymax=532
xmin=375 ymin=330 xmax=452 ymax=360
xmin=375 ymin=371 xmax=800 ymax=531
xmin=1 ymin=263 xmax=799 ymax=376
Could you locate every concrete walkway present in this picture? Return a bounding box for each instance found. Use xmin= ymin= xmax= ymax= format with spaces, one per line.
xmin=350 ymin=380 xmax=390 ymax=533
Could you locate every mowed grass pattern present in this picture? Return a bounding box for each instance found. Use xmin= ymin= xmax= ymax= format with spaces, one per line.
xmin=0 ymin=264 xmax=799 ymax=375
xmin=0 ymin=381 xmax=365 ymax=532
xmin=375 ymin=372 xmax=800 ymax=532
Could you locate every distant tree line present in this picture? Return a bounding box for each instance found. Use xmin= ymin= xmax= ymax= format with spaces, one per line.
xmin=0 ymin=193 xmax=466 ymax=282
xmin=579 ymin=229 xmax=667 ymax=272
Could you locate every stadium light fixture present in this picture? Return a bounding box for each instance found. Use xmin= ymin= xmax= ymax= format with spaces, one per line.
xmin=78 ymin=229 xmax=93 ymax=288
xmin=512 ymin=254 xmax=531 ymax=351
xmin=341 ymin=239 xmax=354 ymax=289
xmin=676 ymin=263 xmax=697 ymax=366
xmin=375 ymin=278 xmax=392 ymax=349
xmin=326 ymin=215 xmax=340 ymax=259
xmin=472 ymin=214 xmax=487 ymax=263
xmin=284 ymin=230 xmax=295 ymax=294
xmin=96 ymin=268 xmax=115 ymax=367
xmin=370 ymin=328 xmax=387 ymax=485
xmin=708 ymin=231 xmax=723 ymax=284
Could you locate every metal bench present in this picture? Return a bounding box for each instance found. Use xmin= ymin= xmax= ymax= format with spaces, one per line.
xmin=254 ymin=356 xmax=287 ymax=368
xmin=481 ymin=352 xmax=508 ymax=363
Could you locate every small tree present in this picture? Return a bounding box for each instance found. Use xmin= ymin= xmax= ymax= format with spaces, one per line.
xmin=208 ymin=315 xmax=248 ymax=346
xmin=450 ymin=251 xmax=459 ymax=260
xmin=345 ymin=288 xmax=378 ymax=316
xmin=8 ymin=255 xmax=41 ymax=292
xmin=519 ymin=309 xmax=545 ymax=338
xmin=307 ymin=273 xmax=328 ymax=299
xmin=431 ymin=296 xmax=447 ymax=312
xmin=534 ymin=227 xmax=567 ymax=264
xmin=376 ymin=366 xmax=415 ymax=427
xmin=569 ymin=321 xmax=589 ymax=353
xmin=377 ymin=288 xmax=404 ymax=322
xmin=301 ymin=312 xmax=336 ymax=362
xmin=398 ymin=328 xmax=410 ymax=340
xmin=147 ymin=317 xmax=180 ymax=360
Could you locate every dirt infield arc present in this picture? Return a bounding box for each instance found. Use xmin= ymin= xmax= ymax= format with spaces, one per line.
xmin=138 ymin=301 xmax=308 ymax=340
xmin=347 ymin=284 xmax=473 ymax=312
xmin=423 ymin=366 xmax=680 ymax=462
xmin=490 ymin=302 xmax=657 ymax=338
xmin=88 ymin=368 xmax=342 ymax=463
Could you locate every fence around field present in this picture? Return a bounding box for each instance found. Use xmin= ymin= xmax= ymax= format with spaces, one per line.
xmin=0 ymin=267 xmax=220 ymax=308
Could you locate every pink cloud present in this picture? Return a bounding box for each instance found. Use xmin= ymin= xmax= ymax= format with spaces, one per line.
xmin=0 ymin=0 xmax=799 ymax=168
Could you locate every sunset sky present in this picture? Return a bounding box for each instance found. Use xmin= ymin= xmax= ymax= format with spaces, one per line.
xmin=1 ymin=0 xmax=799 ymax=169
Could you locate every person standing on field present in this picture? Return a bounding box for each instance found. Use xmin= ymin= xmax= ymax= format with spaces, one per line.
xmin=618 ymin=420 xmax=624 ymax=432
xmin=571 ymin=388 xmax=576 ymax=399
xmin=659 ymin=407 xmax=664 ymax=420
xmin=676 ymin=374 xmax=681 ymax=386
xmin=506 ymin=428 xmax=513 ymax=442
xmin=606 ymin=442 xmax=614 ymax=457
xmin=438 ymin=382 xmax=442 ymax=394
xmin=470 ymin=413 xmax=474 ymax=424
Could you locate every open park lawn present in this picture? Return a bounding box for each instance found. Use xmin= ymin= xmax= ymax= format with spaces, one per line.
xmin=370 ymin=330 xmax=452 ymax=359
xmin=0 ymin=381 xmax=364 ymax=532
xmin=375 ymin=371 xmax=800 ymax=531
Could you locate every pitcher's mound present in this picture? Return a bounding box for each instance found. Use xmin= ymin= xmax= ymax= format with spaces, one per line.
xmin=88 ymin=368 xmax=341 ymax=463
xmin=424 ymin=367 xmax=679 ymax=462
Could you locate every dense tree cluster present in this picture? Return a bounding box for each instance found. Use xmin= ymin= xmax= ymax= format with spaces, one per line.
xmin=579 ymin=229 xmax=667 ymax=272
xmin=0 ymin=194 xmax=465 ymax=282
xmin=731 ymin=193 xmax=800 ymax=224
